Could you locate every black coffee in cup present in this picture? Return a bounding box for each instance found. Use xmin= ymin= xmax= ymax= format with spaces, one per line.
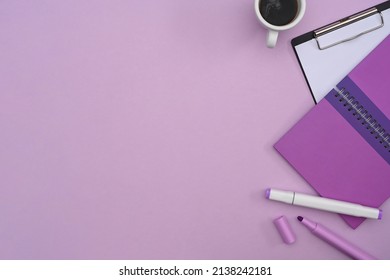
xmin=259 ymin=0 xmax=298 ymax=26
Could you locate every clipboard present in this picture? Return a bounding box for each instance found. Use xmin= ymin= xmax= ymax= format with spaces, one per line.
xmin=292 ymin=1 xmax=390 ymax=104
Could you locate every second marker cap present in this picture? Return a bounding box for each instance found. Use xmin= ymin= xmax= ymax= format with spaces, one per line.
xmin=273 ymin=215 xmax=296 ymax=245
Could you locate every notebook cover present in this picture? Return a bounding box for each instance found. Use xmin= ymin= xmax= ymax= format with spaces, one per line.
xmin=274 ymin=35 xmax=390 ymax=229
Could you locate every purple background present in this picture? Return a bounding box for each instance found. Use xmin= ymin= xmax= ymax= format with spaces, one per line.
xmin=0 ymin=0 xmax=388 ymax=259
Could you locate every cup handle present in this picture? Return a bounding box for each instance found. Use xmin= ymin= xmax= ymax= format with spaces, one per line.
xmin=266 ymin=30 xmax=278 ymax=48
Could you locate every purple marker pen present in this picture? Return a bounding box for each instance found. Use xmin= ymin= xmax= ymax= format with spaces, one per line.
xmin=297 ymin=216 xmax=377 ymax=260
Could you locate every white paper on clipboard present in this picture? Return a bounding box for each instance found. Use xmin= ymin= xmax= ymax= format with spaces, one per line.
xmin=294 ymin=7 xmax=390 ymax=103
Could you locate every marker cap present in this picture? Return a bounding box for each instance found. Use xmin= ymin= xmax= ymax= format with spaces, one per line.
xmin=273 ymin=216 xmax=296 ymax=245
xmin=265 ymin=188 xmax=271 ymax=199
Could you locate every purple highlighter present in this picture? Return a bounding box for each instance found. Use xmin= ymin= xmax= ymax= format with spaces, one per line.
xmin=297 ymin=216 xmax=376 ymax=260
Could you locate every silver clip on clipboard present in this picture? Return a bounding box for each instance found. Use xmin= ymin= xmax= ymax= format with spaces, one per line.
xmin=314 ymin=7 xmax=385 ymax=50
xmin=291 ymin=1 xmax=390 ymax=103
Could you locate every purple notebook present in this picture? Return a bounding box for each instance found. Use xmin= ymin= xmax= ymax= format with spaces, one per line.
xmin=275 ymin=35 xmax=390 ymax=229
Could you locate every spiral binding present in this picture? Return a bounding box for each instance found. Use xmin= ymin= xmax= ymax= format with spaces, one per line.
xmin=334 ymin=86 xmax=390 ymax=152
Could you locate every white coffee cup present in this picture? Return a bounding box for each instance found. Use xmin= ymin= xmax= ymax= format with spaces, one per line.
xmin=254 ymin=0 xmax=306 ymax=48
